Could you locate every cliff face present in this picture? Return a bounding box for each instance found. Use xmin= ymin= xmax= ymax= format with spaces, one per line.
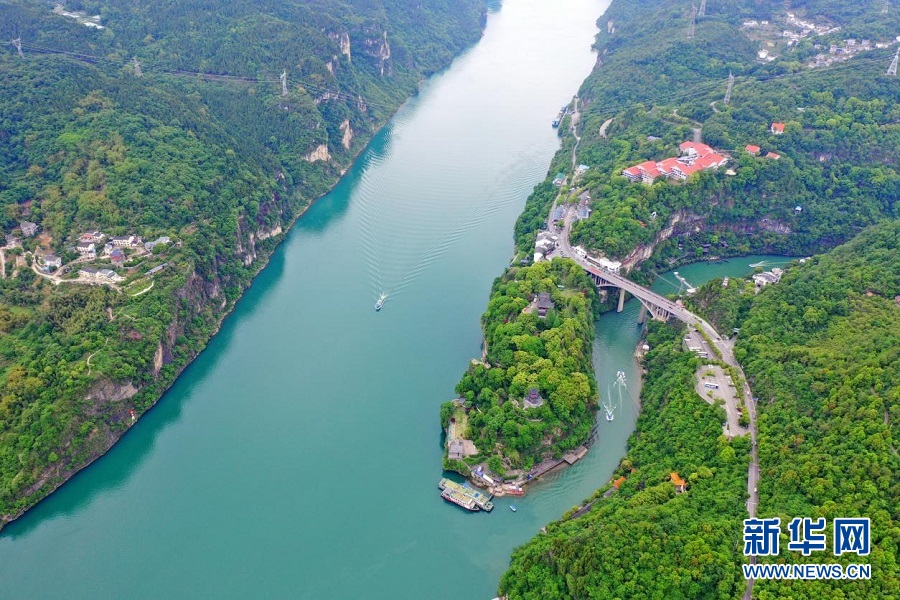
xmin=0 ymin=0 xmax=489 ymax=531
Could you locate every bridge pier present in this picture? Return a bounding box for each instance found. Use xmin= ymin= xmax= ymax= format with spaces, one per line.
xmin=638 ymin=304 xmax=647 ymax=323
xmin=617 ymin=288 xmax=626 ymax=312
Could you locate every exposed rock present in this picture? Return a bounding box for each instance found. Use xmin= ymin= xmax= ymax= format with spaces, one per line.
xmin=85 ymin=379 xmax=138 ymax=405
xmin=622 ymin=210 xmax=701 ymax=271
xmin=340 ymin=119 xmax=353 ymax=149
xmin=256 ymin=224 xmax=283 ymax=241
xmin=153 ymin=341 xmax=164 ymax=376
xmin=304 ymin=144 xmax=331 ymax=163
xmin=759 ymin=217 xmax=792 ymax=234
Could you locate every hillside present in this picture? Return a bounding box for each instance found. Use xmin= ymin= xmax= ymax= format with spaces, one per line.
xmin=514 ymin=0 xmax=898 ymax=281
xmin=0 ymin=0 xmax=485 ymax=528
xmin=499 ymin=221 xmax=898 ymax=599
xmin=496 ymin=0 xmax=897 ymax=596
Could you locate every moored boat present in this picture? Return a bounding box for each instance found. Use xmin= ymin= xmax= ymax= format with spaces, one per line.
xmin=441 ymin=489 xmax=478 ymax=511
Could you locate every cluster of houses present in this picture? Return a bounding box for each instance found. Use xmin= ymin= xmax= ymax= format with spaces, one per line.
xmin=74 ymin=231 xmax=171 ymax=264
xmin=809 ymin=37 xmax=897 ymax=68
xmin=622 ymin=142 xmax=729 ymax=185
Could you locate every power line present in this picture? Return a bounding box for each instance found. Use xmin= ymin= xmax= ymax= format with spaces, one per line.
xmin=688 ymin=5 xmax=697 ymax=39
xmin=723 ymin=71 xmax=735 ymax=104
xmin=1 ymin=40 xmax=406 ymax=111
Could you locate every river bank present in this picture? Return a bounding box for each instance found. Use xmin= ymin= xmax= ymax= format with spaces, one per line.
xmin=0 ymin=1 xmax=612 ymax=597
xmin=0 ymin=19 xmax=490 ymax=534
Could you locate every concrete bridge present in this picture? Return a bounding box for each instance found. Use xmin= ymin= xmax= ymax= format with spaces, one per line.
xmin=555 ymin=207 xmax=693 ymax=324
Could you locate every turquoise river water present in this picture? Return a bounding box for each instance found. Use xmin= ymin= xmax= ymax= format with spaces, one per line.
xmin=0 ymin=0 xmax=793 ymax=596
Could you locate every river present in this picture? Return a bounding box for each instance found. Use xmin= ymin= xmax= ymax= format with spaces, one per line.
xmin=0 ymin=0 xmax=791 ymax=596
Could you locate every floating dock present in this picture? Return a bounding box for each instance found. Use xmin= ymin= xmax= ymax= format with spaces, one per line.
xmin=439 ymin=478 xmax=494 ymax=511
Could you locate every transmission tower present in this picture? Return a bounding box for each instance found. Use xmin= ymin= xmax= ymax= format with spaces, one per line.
xmin=688 ymin=5 xmax=697 ymax=39
xmin=280 ymin=69 xmax=288 ymax=97
xmin=699 ymin=0 xmax=707 ymax=17
xmin=888 ymin=47 xmax=899 ymax=76
xmin=12 ymin=38 xmax=24 ymax=58
xmin=132 ymin=56 xmax=142 ymax=77
xmin=723 ymin=71 xmax=735 ymax=105
xmin=882 ymin=0 xmax=889 ymax=15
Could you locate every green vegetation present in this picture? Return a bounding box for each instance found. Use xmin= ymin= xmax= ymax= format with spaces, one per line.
xmin=736 ymin=222 xmax=898 ymax=598
xmin=442 ymin=260 xmax=598 ymax=474
xmin=500 ymin=321 xmax=750 ymax=598
xmin=500 ymin=221 xmax=899 ymax=599
xmin=497 ymin=0 xmax=897 ymax=595
xmin=0 ymin=0 xmax=485 ymax=527
xmin=513 ymin=0 xmax=898 ymax=268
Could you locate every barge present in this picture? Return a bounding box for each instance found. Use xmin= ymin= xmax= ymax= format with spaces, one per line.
xmin=438 ymin=478 xmax=494 ymax=512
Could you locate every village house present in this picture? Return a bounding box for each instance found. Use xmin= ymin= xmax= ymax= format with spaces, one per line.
xmin=533 ymin=231 xmax=557 ymax=262
xmin=103 ymin=242 xmax=115 ymax=256
xmin=670 ymin=472 xmax=687 ymax=493
xmin=79 ymin=266 xmax=99 ymax=279
xmin=523 ymin=387 xmax=545 ymax=410
xmin=765 ymin=151 xmax=781 ymax=160
xmin=753 ymin=267 xmax=784 ymax=288
xmin=535 ymin=292 xmax=555 ymax=318
xmin=98 ymin=268 xmax=124 ymax=282
xmin=4 ymin=234 xmax=21 ymax=248
xmin=771 ymin=122 xmax=785 ymax=135
xmin=79 ymin=231 xmax=105 ymax=244
xmin=745 ymin=145 xmax=761 ymax=155
xmin=43 ymin=255 xmax=62 ymax=271
xmin=76 ymin=241 xmax=97 ymax=258
xmin=19 ymin=221 xmax=39 ymax=237
xmin=144 ymin=236 xmax=171 ymax=252
xmin=110 ymin=248 xmax=126 ymax=266
xmin=111 ymin=235 xmax=141 ymax=248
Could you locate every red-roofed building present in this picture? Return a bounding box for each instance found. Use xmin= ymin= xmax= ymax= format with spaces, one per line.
xmin=671 ymin=472 xmax=687 ymax=493
xmin=679 ymin=141 xmax=714 ymax=159
xmin=656 ymin=157 xmax=682 ymax=177
xmin=622 ymin=141 xmax=728 ymax=184
xmin=622 ymin=166 xmax=641 ymax=182
xmin=771 ymin=122 xmax=785 ymax=135
xmin=765 ymin=152 xmax=780 ymax=160
xmin=745 ymin=145 xmax=761 ymax=155
xmin=613 ymin=476 xmax=627 ymax=489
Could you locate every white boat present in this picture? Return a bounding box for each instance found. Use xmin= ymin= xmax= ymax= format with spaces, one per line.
xmin=374 ymin=294 xmax=386 ymax=311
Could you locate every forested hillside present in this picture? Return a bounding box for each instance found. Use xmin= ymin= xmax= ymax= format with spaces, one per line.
xmin=514 ymin=0 xmax=898 ymax=273
xmin=0 ymin=0 xmax=485 ymax=528
xmin=442 ymin=260 xmax=598 ymax=476
xmin=500 ymin=320 xmax=751 ymax=598
xmin=737 ymin=222 xmax=898 ymax=599
xmin=497 ymin=0 xmax=897 ymax=596
xmin=499 ymin=222 xmax=898 ymax=599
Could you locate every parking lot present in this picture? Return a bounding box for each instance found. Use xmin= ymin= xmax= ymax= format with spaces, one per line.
xmin=694 ymin=364 xmax=748 ymax=438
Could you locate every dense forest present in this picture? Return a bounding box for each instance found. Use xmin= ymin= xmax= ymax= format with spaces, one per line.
xmin=442 ymin=260 xmax=598 ymax=476
xmin=496 ymin=0 xmax=897 ymax=596
xmin=500 ymin=320 xmax=751 ymax=598
xmin=736 ymin=222 xmax=898 ymax=598
xmin=514 ymin=0 xmax=898 ymax=271
xmin=500 ymin=221 xmax=898 ymax=599
xmin=0 ymin=0 xmax=486 ymax=528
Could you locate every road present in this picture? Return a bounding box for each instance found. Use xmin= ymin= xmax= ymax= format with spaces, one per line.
xmin=551 ymin=202 xmax=760 ymax=596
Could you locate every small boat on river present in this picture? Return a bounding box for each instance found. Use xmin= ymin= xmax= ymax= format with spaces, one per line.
xmin=509 ymin=505 xmax=517 ymax=512
xmin=374 ymin=294 xmax=386 ymax=311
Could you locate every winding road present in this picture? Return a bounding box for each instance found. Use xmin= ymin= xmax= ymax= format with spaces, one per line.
xmin=550 ymin=200 xmax=760 ymax=595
